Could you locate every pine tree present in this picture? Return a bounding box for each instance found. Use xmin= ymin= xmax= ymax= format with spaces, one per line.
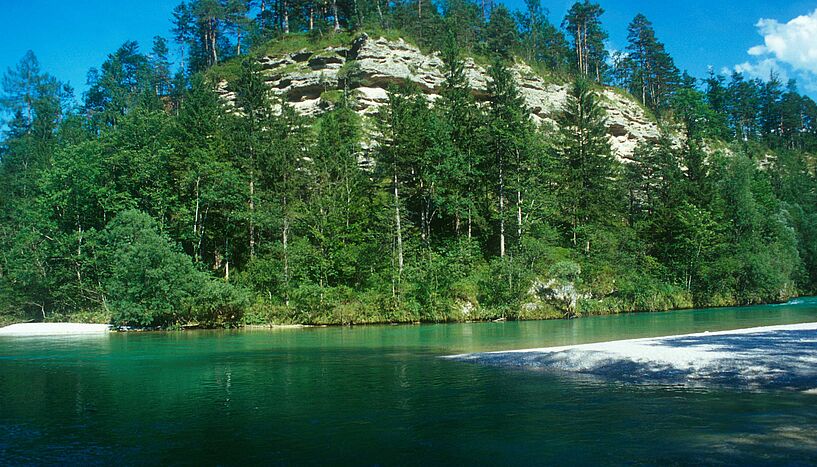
xmin=518 ymin=0 xmax=571 ymax=72
xmin=484 ymin=5 xmax=518 ymax=59
xmin=84 ymin=41 xmax=153 ymax=129
xmin=759 ymin=71 xmax=783 ymax=141
xmin=726 ymin=72 xmax=760 ymax=141
xmin=625 ymin=14 xmax=679 ymax=112
xmin=562 ymin=1 xmax=608 ymax=83
xmin=437 ymin=40 xmax=484 ymax=239
xmin=150 ymin=36 xmax=173 ymax=99
xmin=232 ymin=58 xmax=272 ymax=262
xmin=556 ymin=79 xmax=621 ymax=254
xmin=485 ymin=60 xmax=534 ymax=256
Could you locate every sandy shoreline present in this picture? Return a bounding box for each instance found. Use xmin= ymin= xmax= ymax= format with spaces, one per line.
xmin=0 ymin=323 xmax=112 ymax=336
xmin=449 ymin=322 xmax=817 ymax=390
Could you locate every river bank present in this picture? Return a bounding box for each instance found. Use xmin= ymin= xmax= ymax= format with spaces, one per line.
xmin=1 ymin=297 xmax=813 ymax=334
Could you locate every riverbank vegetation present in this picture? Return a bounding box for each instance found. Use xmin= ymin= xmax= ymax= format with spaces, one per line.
xmin=1 ymin=0 xmax=816 ymax=327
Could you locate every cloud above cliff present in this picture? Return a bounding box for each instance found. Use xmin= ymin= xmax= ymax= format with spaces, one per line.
xmin=749 ymin=9 xmax=817 ymax=74
xmin=737 ymin=9 xmax=817 ymax=91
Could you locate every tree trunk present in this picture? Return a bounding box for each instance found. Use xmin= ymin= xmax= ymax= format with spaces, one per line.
xmin=467 ymin=205 xmax=472 ymax=240
xmin=283 ymin=217 xmax=290 ymax=306
xmin=517 ymin=190 xmax=523 ymax=242
xmin=210 ymin=18 xmax=218 ymax=65
xmin=193 ymin=176 xmax=201 ymax=262
xmin=249 ymin=178 xmax=255 ymax=258
xmin=576 ymin=24 xmax=583 ymax=76
xmin=516 ymin=147 xmax=523 ymax=244
xmin=332 ymin=0 xmax=340 ymax=31
xmin=394 ymin=173 xmax=404 ymax=281
xmin=283 ymin=0 xmax=290 ymax=33
xmin=499 ymin=151 xmax=506 ymax=258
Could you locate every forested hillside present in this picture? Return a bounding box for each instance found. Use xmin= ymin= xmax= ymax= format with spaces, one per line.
xmin=1 ymin=0 xmax=816 ymax=328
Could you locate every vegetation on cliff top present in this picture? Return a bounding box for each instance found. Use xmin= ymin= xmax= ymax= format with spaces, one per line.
xmin=1 ymin=0 xmax=816 ymax=328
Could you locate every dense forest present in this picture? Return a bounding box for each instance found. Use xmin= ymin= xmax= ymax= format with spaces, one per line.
xmin=1 ymin=0 xmax=816 ymax=328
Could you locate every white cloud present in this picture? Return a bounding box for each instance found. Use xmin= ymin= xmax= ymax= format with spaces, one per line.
xmin=734 ymin=9 xmax=817 ymax=95
xmin=751 ymin=9 xmax=817 ymax=74
xmin=733 ymin=58 xmax=788 ymax=82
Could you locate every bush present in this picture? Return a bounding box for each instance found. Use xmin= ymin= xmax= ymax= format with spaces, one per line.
xmin=100 ymin=210 xmax=245 ymax=327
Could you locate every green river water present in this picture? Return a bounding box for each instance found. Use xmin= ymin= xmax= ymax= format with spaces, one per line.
xmin=2 ymin=300 xmax=817 ymax=465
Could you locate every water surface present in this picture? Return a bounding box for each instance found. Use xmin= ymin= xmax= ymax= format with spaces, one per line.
xmin=2 ymin=300 xmax=817 ymax=465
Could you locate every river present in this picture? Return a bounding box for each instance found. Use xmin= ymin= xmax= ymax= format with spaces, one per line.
xmin=2 ymin=300 xmax=817 ymax=464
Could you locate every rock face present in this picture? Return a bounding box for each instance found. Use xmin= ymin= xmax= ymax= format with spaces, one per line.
xmin=217 ymin=33 xmax=664 ymax=160
xmin=524 ymin=278 xmax=588 ymax=318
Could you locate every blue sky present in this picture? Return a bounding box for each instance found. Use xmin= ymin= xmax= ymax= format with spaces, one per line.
xmin=1 ymin=0 xmax=816 ymax=97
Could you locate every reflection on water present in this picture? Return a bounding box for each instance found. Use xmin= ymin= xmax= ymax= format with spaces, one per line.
xmin=1 ymin=300 xmax=816 ymax=464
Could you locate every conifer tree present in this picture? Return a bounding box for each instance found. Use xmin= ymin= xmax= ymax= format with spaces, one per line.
xmin=563 ymin=1 xmax=608 ymax=83
xmin=484 ymin=5 xmax=518 ymax=59
xmin=625 ymin=14 xmax=680 ymax=112
xmin=517 ymin=0 xmax=571 ymax=72
xmin=485 ymin=60 xmax=534 ymax=256
xmin=437 ymin=40 xmax=484 ymax=239
xmin=555 ymin=79 xmax=621 ymax=254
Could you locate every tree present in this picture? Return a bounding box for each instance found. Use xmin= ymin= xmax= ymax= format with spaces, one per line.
xmin=484 ymin=5 xmax=517 ymax=59
xmin=563 ymin=1 xmax=608 ymax=83
xmin=516 ymin=0 xmax=571 ymax=72
xmin=759 ymin=71 xmax=783 ymax=141
xmin=1 ymin=51 xmax=71 ymax=135
xmin=726 ymin=72 xmax=760 ymax=141
xmin=485 ymin=60 xmax=536 ymax=257
xmin=304 ymin=99 xmax=371 ymax=293
xmin=172 ymin=0 xmax=229 ymax=72
xmin=150 ymin=36 xmax=173 ymax=99
xmin=378 ymin=84 xmax=435 ymax=294
xmin=780 ymin=80 xmax=805 ymax=149
xmin=441 ymin=0 xmax=484 ymax=53
xmin=171 ymin=75 xmax=243 ymax=270
xmin=555 ymin=79 xmax=621 ymax=254
xmin=625 ymin=14 xmax=679 ymax=112
xmin=224 ymin=0 xmax=256 ymax=53
xmin=437 ymin=40 xmax=485 ymax=239
xmin=84 ymin=41 xmax=154 ymax=129
xmin=100 ymin=209 xmax=245 ymax=327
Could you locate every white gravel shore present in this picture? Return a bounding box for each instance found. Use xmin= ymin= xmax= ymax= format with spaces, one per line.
xmin=0 ymin=323 xmax=112 ymax=336
xmin=449 ymin=322 xmax=817 ymax=390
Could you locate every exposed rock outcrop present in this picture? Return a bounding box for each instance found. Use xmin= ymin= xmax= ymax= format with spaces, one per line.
xmin=216 ymin=33 xmax=666 ymax=160
xmin=525 ymin=278 xmax=589 ymax=318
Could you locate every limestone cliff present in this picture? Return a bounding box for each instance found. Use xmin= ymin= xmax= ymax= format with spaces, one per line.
xmin=216 ymin=33 xmax=665 ymax=160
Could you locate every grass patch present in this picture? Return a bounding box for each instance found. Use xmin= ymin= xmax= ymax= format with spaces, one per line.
xmin=45 ymin=309 xmax=112 ymax=324
xmin=255 ymin=30 xmax=357 ymax=57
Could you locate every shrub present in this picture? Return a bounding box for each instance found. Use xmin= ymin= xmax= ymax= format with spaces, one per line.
xmin=100 ymin=210 xmax=245 ymax=327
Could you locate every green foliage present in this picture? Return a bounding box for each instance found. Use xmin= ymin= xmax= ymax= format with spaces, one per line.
xmin=2 ymin=2 xmax=817 ymax=330
xmin=99 ymin=210 xmax=247 ymax=327
xmin=555 ymin=79 xmax=623 ymax=255
xmin=563 ymin=1 xmax=608 ymax=82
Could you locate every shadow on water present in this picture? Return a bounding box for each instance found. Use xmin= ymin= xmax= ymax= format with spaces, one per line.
xmin=455 ymin=327 xmax=817 ymax=391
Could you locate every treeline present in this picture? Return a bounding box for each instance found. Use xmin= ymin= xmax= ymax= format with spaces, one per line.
xmin=1 ymin=0 xmax=816 ymax=327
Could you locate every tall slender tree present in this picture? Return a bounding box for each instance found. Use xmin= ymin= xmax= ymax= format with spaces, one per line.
xmin=555 ymin=79 xmax=621 ymax=254
xmin=563 ymin=1 xmax=608 ymax=83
